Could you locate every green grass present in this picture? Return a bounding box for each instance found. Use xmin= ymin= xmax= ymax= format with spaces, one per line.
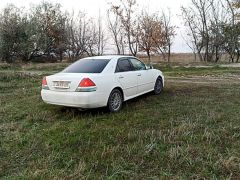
xmin=0 ymin=64 xmax=240 ymax=179
xmin=160 ymin=65 xmax=240 ymax=77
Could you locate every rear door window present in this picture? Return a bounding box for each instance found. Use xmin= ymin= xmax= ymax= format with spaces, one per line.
xmin=116 ymin=59 xmax=134 ymax=72
xmin=62 ymin=59 xmax=110 ymax=73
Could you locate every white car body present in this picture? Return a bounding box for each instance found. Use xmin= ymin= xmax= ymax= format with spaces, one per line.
xmin=41 ymin=55 xmax=164 ymax=109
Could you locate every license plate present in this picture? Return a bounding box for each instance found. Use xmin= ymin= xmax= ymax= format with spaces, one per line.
xmin=53 ymin=81 xmax=70 ymax=89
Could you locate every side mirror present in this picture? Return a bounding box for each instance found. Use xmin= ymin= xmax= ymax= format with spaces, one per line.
xmin=146 ymin=65 xmax=153 ymax=70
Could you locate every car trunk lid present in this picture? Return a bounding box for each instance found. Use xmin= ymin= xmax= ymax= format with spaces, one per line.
xmin=47 ymin=73 xmax=96 ymax=92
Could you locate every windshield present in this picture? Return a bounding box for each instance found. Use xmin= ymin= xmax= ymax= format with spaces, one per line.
xmin=62 ymin=59 xmax=110 ymax=73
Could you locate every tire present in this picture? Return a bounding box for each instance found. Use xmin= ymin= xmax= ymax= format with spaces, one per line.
xmin=154 ymin=77 xmax=163 ymax=95
xmin=107 ymin=89 xmax=123 ymax=112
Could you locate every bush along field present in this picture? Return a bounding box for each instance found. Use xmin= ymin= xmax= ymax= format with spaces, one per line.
xmin=0 ymin=63 xmax=240 ymax=179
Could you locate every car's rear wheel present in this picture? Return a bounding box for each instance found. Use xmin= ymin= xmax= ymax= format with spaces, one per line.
xmin=107 ymin=89 xmax=123 ymax=112
xmin=154 ymin=77 xmax=163 ymax=95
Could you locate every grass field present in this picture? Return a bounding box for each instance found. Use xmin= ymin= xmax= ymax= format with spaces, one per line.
xmin=0 ymin=63 xmax=240 ymax=179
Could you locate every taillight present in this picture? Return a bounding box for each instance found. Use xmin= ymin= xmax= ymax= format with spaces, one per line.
xmin=42 ymin=77 xmax=49 ymax=90
xmin=76 ymin=78 xmax=97 ymax=92
xmin=42 ymin=77 xmax=47 ymax=86
xmin=79 ymin=78 xmax=96 ymax=87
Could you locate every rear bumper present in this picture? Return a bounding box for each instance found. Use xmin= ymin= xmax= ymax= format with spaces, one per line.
xmin=41 ymin=89 xmax=107 ymax=108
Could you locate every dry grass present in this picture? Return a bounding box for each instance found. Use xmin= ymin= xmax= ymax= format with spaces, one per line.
xmin=140 ymin=53 xmax=197 ymax=64
xmin=139 ymin=53 xmax=232 ymax=66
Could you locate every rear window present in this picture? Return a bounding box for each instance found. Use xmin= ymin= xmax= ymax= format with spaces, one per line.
xmin=62 ymin=59 xmax=110 ymax=73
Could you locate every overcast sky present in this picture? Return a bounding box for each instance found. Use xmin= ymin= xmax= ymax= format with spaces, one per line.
xmin=0 ymin=0 xmax=192 ymax=53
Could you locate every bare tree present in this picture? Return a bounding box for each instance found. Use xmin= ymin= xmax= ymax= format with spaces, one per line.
xmin=181 ymin=0 xmax=240 ymax=62
xmin=86 ymin=13 xmax=107 ymax=56
xmin=107 ymin=8 xmax=125 ymax=55
xmin=181 ymin=0 xmax=228 ymax=62
xmin=138 ymin=11 xmax=157 ymax=62
xmin=65 ymin=11 xmax=90 ymax=61
xmin=149 ymin=11 xmax=175 ymax=62
xmin=138 ymin=10 xmax=175 ymax=63
xmin=96 ymin=11 xmax=107 ymax=56
xmin=160 ymin=10 xmax=175 ymax=62
xmin=111 ymin=0 xmax=139 ymax=56
xmin=208 ymin=0 xmax=227 ymax=62
xmin=181 ymin=32 xmax=198 ymax=61
xmin=223 ymin=0 xmax=240 ymax=62
xmin=182 ymin=7 xmax=197 ymax=61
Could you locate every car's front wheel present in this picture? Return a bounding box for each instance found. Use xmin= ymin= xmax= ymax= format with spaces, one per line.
xmin=107 ymin=89 xmax=123 ymax=112
xmin=154 ymin=77 xmax=163 ymax=95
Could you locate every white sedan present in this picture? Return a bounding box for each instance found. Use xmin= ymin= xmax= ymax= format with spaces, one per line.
xmin=41 ymin=55 xmax=164 ymax=112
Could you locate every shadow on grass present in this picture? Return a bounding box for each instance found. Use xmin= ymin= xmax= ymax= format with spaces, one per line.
xmin=56 ymin=91 xmax=158 ymax=117
xmin=41 ymin=86 xmax=187 ymax=123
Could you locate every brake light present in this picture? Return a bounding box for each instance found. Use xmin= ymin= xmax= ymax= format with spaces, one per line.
xmin=42 ymin=77 xmax=47 ymax=86
xmin=76 ymin=78 xmax=97 ymax=92
xmin=79 ymin=78 xmax=96 ymax=87
xmin=42 ymin=77 xmax=49 ymax=90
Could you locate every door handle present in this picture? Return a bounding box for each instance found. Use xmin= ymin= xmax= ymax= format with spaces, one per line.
xmin=137 ymin=74 xmax=141 ymax=76
xmin=119 ymin=76 xmax=124 ymax=79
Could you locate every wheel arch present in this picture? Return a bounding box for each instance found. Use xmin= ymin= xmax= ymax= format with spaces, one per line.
xmin=157 ymin=74 xmax=164 ymax=87
xmin=111 ymin=87 xmax=124 ymax=101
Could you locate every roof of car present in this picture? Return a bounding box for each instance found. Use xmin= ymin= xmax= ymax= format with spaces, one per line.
xmin=84 ymin=55 xmax=135 ymax=60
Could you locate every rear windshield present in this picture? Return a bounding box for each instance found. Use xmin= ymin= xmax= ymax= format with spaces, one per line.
xmin=62 ymin=59 xmax=110 ymax=73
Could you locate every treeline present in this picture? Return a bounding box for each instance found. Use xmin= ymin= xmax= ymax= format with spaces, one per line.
xmin=0 ymin=0 xmax=175 ymax=63
xmin=0 ymin=2 xmax=106 ymax=63
xmin=0 ymin=0 xmax=239 ymax=63
xmin=182 ymin=0 xmax=240 ymax=62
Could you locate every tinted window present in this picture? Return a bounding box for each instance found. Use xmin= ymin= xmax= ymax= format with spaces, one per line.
xmin=62 ymin=59 xmax=110 ymax=73
xmin=116 ymin=59 xmax=133 ymax=72
xmin=130 ymin=58 xmax=146 ymax=71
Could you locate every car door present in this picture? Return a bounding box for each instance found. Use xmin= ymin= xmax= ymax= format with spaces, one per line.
xmin=129 ymin=58 xmax=154 ymax=94
xmin=115 ymin=58 xmax=138 ymax=98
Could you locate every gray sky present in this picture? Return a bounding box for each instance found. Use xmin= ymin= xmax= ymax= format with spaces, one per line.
xmin=0 ymin=0 xmax=192 ymax=53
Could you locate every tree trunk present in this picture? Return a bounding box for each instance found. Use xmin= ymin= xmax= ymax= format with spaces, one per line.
xmin=59 ymin=51 xmax=63 ymax=62
xmin=147 ymin=50 xmax=151 ymax=64
xmin=193 ymin=51 xmax=197 ymax=61
xmin=167 ymin=44 xmax=171 ymax=63
xmin=197 ymin=51 xmax=203 ymax=62
xmin=236 ymin=50 xmax=240 ymax=63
